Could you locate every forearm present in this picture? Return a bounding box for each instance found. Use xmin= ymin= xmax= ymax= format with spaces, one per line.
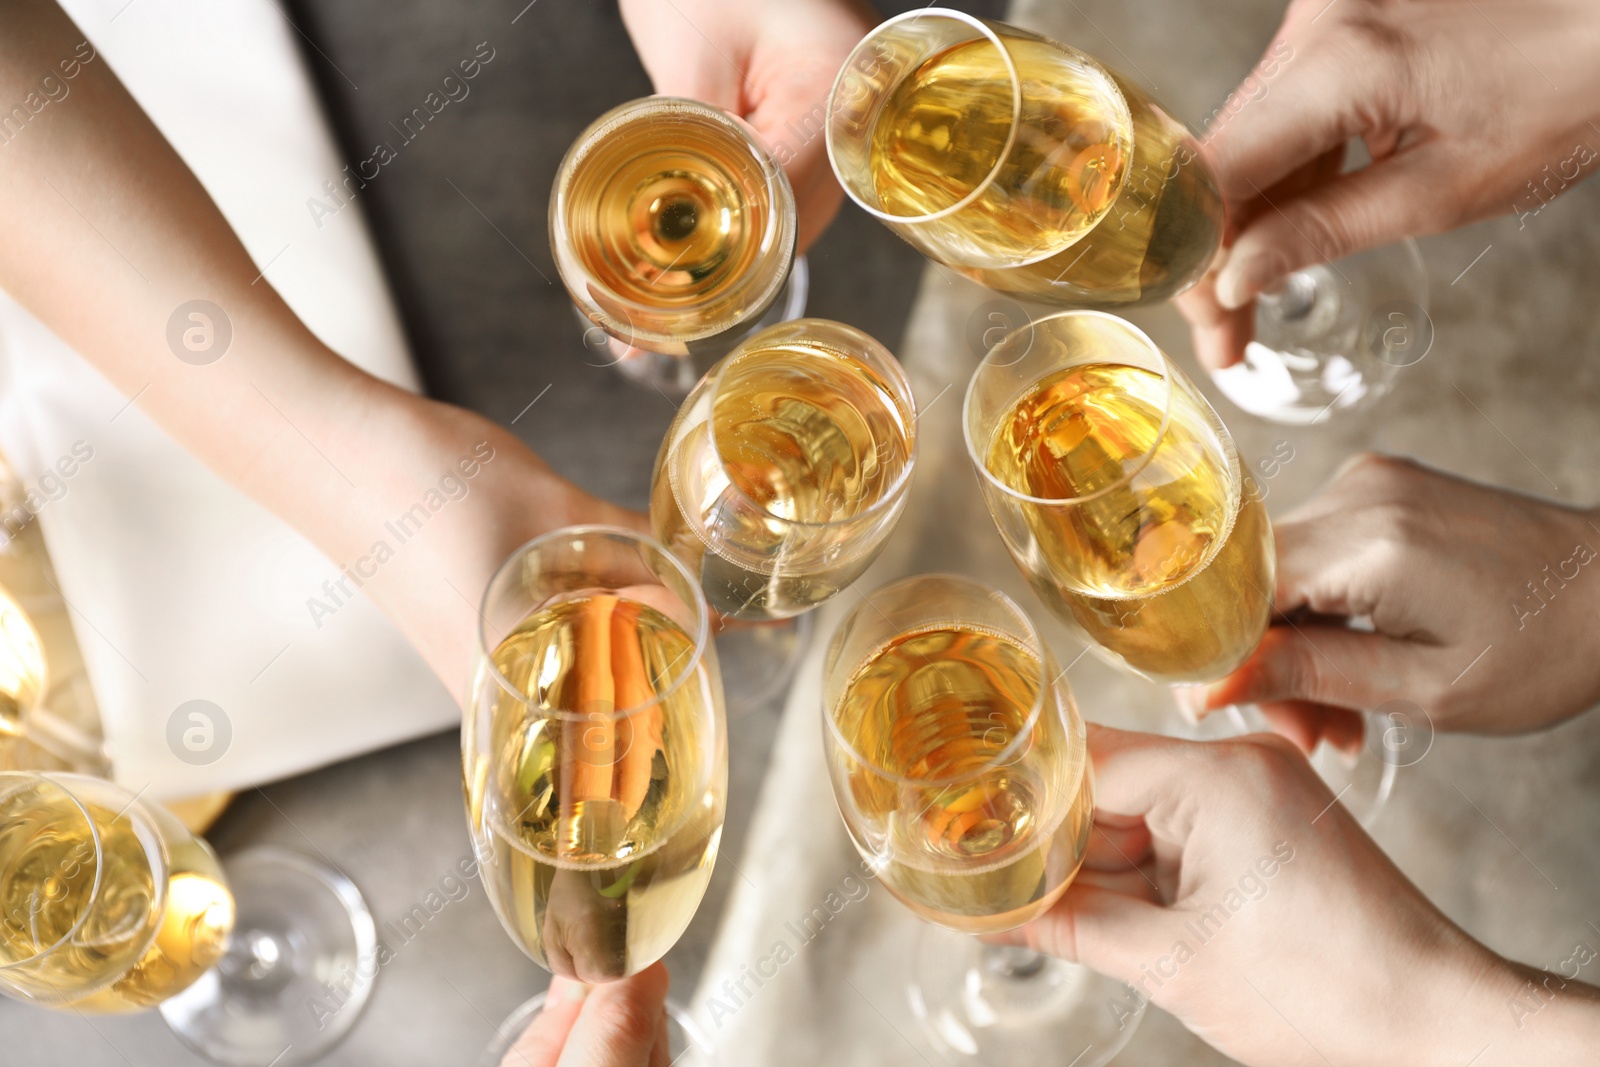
xmin=1420 ymin=947 xmax=1600 ymax=1067
xmin=1452 ymin=953 xmax=1600 ymax=1067
xmin=0 ymin=0 xmax=382 ymax=544
xmin=0 ymin=0 xmax=628 ymax=695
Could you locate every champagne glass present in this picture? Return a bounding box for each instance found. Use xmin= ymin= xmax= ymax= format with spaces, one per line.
xmin=822 ymin=575 xmax=1143 ymax=1065
xmin=965 ymin=312 xmax=1392 ymax=821
xmin=552 ymin=96 xmax=801 ymax=396
xmin=826 ymin=8 xmax=1222 ymax=308
xmin=650 ymin=318 xmax=917 ymax=706
xmin=965 ymin=310 xmax=1274 ymax=685
xmin=463 ymin=526 xmax=726 ymax=1063
xmin=1211 ymin=240 xmax=1431 ymax=424
xmin=0 ymin=773 xmax=377 ymax=1066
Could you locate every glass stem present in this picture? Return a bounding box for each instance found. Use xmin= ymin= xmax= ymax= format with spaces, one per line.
xmin=981 ymin=943 xmax=1050 ymax=980
xmin=1257 ymin=270 xmax=1320 ymax=320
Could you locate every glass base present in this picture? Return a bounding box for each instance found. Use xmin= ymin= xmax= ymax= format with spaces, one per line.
xmin=476 ymin=991 xmax=715 ymax=1067
xmin=160 ymin=847 xmax=378 ymax=1067
xmin=712 ymin=612 xmax=814 ymax=713
xmin=909 ymin=928 xmax=1145 ymax=1066
xmin=1212 ymin=239 xmax=1428 ymax=425
xmin=589 ymin=256 xmax=810 ymax=397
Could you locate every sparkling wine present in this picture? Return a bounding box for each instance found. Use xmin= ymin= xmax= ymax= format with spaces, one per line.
xmin=651 ymin=331 xmax=914 ymax=619
xmin=864 ymin=34 xmax=1220 ymax=305
xmin=985 ymin=362 xmax=1273 ymax=683
xmin=868 ymin=36 xmax=1131 ymax=266
xmin=832 ymin=625 xmax=1091 ymax=934
xmin=465 ymin=595 xmax=724 ymax=982
xmin=554 ymin=99 xmax=793 ymax=351
xmin=0 ymin=787 xmax=233 ymax=1010
xmin=963 ymin=73 xmax=1222 ymax=306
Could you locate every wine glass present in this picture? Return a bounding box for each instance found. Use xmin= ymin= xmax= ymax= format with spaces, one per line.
xmin=826 ymin=8 xmax=1222 ymax=308
xmin=964 ymin=310 xmax=1274 ymax=686
xmin=0 ymin=772 xmax=377 ymax=1066
xmin=552 ymin=96 xmax=801 ymax=396
xmin=965 ymin=311 xmax=1395 ymax=821
xmin=649 ymin=318 xmax=917 ymax=707
xmin=463 ymin=526 xmax=726 ymax=1064
xmin=822 ymin=574 xmax=1143 ymax=1065
xmin=1211 ymin=239 xmax=1431 ymax=424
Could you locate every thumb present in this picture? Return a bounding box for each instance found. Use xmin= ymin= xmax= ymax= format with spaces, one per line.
xmin=1214 ymin=154 xmax=1440 ymax=309
xmin=502 ymin=979 xmax=589 ymax=1067
xmin=555 ymin=964 xmax=670 ymax=1067
xmin=997 ymin=882 xmax=1178 ymax=989
xmin=1196 ymin=624 xmax=1434 ymax=714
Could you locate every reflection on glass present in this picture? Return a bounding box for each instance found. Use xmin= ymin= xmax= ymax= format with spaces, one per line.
xmin=822 ymin=575 xmax=1141 ymax=1065
xmin=828 ymin=8 xmax=1221 ymax=307
xmin=965 ymin=311 xmax=1273 ymax=685
xmin=463 ymin=526 xmax=727 ymax=983
xmin=650 ymin=319 xmax=917 ymax=621
xmin=552 ymin=96 xmax=799 ymax=392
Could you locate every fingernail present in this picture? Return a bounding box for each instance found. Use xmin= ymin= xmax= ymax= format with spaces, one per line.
xmin=1172 ymin=685 xmax=1213 ymax=723
xmin=548 ymin=978 xmax=591 ymax=1006
xmin=1215 ymin=255 xmax=1281 ymax=310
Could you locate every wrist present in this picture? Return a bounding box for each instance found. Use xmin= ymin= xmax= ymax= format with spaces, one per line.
xmin=1426 ymin=948 xmax=1600 ymax=1067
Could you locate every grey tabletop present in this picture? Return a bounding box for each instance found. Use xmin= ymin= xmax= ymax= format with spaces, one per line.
xmin=0 ymin=0 xmax=1001 ymax=1064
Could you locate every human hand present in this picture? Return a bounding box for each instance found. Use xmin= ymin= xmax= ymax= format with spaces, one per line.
xmin=1177 ymin=0 xmax=1600 ymax=369
xmin=499 ymin=966 xmax=672 ymax=1067
xmin=619 ymin=0 xmax=874 ymax=252
xmin=995 ymin=726 xmax=1600 ymax=1066
xmin=1177 ymin=453 xmax=1600 ymax=748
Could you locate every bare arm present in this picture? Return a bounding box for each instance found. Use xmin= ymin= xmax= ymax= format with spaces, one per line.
xmin=0 ymin=0 xmax=638 ymax=697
